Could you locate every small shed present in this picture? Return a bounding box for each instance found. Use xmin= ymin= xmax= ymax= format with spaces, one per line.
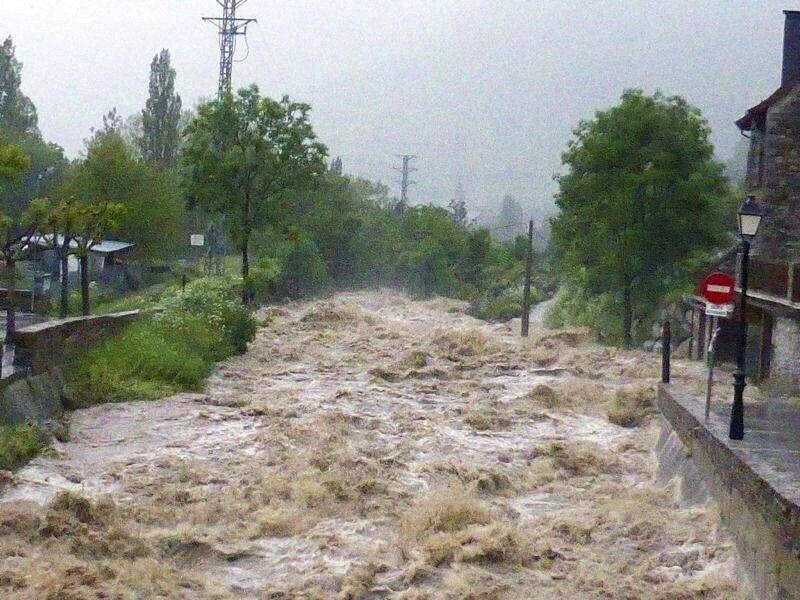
xmin=26 ymin=234 xmax=135 ymax=287
xmin=88 ymin=240 xmax=135 ymax=277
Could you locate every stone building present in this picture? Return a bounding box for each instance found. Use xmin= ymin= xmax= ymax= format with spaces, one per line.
xmin=693 ymin=11 xmax=800 ymax=395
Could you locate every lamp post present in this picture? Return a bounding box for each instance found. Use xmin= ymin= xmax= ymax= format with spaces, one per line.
xmin=729 ymin=195 xmax=765 ymax=440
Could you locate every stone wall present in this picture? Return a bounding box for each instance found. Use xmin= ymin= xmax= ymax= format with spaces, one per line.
xmin=769 ymin=316 xmax=800 ymax=395
xmin=9 ymin=311 xmax=139 ymax=377
xmin=658 ymin=385 xmax=800 ymax=599
xmin=745 ymin=125 xmax=763 ymax=191
xmin=754 ymin=87 xmax=800 ymax=261
xmin=0 ymin=369 xmax=65 ymax=429
xmin=0 ymin=311 xmax=140 ymax=428
xmin=0 ymin=289 xmax=49 ymax=314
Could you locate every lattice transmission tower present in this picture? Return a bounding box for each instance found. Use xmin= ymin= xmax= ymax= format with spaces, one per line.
xmin=203 ymin=0 xmax=257 ymax=98
xmin=394 ymin=154 xmax=417 ymax=215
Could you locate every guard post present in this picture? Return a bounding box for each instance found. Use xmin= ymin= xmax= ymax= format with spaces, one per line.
xmin=661 ymin=321 xmax=671 ymax=384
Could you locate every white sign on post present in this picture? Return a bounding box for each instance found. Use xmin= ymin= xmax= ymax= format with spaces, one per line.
xmin=190 ymin=234 xmax=205 ymax=247
xmin=67 ymin=256 xmax=79 ymax=273
xmin=705 ymin=302 xmax=734 ymax=318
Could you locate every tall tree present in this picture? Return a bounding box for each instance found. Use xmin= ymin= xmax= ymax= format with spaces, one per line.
xmin=0 ymin=37 xmax=66 ymax=219
xmin=0 ymin=144 xmax=31 ymax=336
xmin=551 ymin=89 xmax=729 ymax=346
xmin=329 ymin=156 xmax=343 ymax=175
xmin=26 ymin=198 xmax=80 ymax=319
xmin=70 ymin=202 xmax=125 ymax=315
xmin=183 ymin=85 xmax=328 ymax=302
xmin=0 ymin=144 xmax=29 ymax=181
xmin=138 ymin=50 xmax=182 ymax=169
xmin=0 ymin=37 xmax=38 ymax=139
xmin=64 ymin=129 xmax=185 ymax=262
xmin=496 ymin=195 xmax=524 ymax=241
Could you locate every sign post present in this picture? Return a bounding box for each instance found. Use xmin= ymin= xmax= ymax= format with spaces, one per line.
xmin=700 ymin=272 xmax=736 ymax=419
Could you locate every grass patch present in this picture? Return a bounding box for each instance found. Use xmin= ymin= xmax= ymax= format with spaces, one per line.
xmin=0 ymin=424 xmax=47 ymax=471
xmin=68 ymin=278 xmax=256 ymax=405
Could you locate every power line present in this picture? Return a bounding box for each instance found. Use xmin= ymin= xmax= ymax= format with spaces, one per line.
xmin=202 ymin=0 xmax=256 ymax=98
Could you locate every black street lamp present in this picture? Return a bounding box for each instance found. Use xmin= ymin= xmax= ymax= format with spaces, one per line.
xmin=730 ymin=195 xmax=766 ymax=440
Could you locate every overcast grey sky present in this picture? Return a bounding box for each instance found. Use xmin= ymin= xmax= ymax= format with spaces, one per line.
xmin=4 ymin=1 xmax=799 ymax=215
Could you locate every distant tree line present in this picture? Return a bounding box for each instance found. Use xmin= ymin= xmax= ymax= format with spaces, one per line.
xmin=0 ymin=37 xmax=537 ymax=322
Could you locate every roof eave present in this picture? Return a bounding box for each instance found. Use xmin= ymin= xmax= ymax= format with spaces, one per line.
xmin=735 ymin=113 xmax=753 ymax=131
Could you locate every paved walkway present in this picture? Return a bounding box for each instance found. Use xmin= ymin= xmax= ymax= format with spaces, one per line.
xmin=666 ymin=380 xmax=800 ymax=511
xmin=706 ymin=395 xmax=800 ymax=499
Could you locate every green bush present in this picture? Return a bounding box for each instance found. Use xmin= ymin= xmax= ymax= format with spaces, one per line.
xmin=545 ymin=287 xmax=622 ymax=345
xmin=279 ymin=236 xmax=332 ymax=298
xmin=160 ymin=277 xmax=256 ymax=352
xmin=473 ymin=289 xmax=523 ymax=322
xmin=245 ymin=256 xmax=283 ymax=303
xmin=397 ymin=238 xmax=459 ymax=298
xmin=70 ymin=317 xmax=212 ymax=405
xmin=0 ymin=424 xmax=47 ymax=471
xmin=69 ymin=278 xmax=257 ymax=405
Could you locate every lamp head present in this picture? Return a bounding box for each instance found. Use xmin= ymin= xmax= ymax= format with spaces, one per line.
xmin=738 ymin=195 xmax=765 ymax=240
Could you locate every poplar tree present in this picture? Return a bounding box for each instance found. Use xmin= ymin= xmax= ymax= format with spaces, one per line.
xmin=0 ymin=37 xmax=39 ymax=139
xmin=138 ymin=49 xmax=182 ymax=168
xmin=0 ymin=37 xmax=66 ymax=218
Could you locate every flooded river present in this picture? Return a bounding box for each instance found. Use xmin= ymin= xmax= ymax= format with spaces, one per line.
xmin=0 ymin=291 xmax=743 ymax=598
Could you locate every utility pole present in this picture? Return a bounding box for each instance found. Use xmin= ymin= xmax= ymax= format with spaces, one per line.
xmin=201 ymin=1 xmax=255 ymax=276
xmin=203 ymin=0 xmax=257 ymax=98
xmin=394 ymin=154 xmax=417 ymax=215
xmin=521 ymin=219 xmax=534 ymax=337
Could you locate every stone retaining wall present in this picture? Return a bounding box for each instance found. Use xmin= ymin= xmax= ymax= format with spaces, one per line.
xmin=0 ymin=289 xmax=49 ymax=314
xmin=0 ymin=369 xmax=65 ymax=429
xmin=0 ymin=311 xmax=139 ymax=428
xmin=9 ymin=311 xmax=139 ymax=377
xmin=657 ymin=384 xmax=800 ymax=599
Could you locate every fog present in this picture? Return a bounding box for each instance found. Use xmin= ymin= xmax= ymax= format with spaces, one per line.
xmin=3 ymin=1 xmax=797 ymax=217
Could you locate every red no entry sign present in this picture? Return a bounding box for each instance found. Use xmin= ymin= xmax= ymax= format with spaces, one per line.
xmin=701 ymin=272 xmax=736 ymax=305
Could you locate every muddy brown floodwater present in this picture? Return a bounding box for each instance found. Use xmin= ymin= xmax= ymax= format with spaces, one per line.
xmin=0 ymin=291 xmax=746 ymax=599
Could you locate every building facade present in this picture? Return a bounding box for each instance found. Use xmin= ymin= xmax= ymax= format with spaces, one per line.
xmin=691 ymin=11 xmax=800 ymax=395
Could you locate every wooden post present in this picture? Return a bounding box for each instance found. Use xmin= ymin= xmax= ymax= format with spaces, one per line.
xmin=661 ymin=321 xmax=671 ymax=384
xmin=521 ymin=219 xmax=534 ymax=337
